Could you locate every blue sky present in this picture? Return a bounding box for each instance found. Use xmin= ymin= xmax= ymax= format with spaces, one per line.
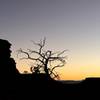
xmin=0 ymin=0 xmax=100 ymax=80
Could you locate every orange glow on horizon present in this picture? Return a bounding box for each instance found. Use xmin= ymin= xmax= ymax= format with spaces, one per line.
xmin=16 ymin=60 xmax=100 ymax=80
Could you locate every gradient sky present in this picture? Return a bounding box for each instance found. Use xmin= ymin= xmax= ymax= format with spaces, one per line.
xmin=0 ymin=0 xmax=100 ymax=80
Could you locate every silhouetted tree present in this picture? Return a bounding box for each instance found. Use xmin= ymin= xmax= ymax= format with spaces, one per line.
xmin=18 ymin=38 xmax=67 ymax=80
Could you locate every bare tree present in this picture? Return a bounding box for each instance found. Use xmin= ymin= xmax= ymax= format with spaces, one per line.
xmin=17 ymin=38 xmax=67 ymax=80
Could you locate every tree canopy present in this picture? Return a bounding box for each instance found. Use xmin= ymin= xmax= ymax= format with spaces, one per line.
xmin=17 ymin=38 xmax=67 ymax=80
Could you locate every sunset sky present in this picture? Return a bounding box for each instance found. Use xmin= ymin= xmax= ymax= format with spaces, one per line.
xmin=0 ymin=0 xmax=100 ymax=80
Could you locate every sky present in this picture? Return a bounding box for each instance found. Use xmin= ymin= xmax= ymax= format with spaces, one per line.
xmin=0 ymin=0 xmax=100 ymax=80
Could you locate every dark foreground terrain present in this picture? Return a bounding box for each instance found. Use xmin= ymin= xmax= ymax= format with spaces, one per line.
xmin=1 ymin=74 xmax=100 ymax=100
